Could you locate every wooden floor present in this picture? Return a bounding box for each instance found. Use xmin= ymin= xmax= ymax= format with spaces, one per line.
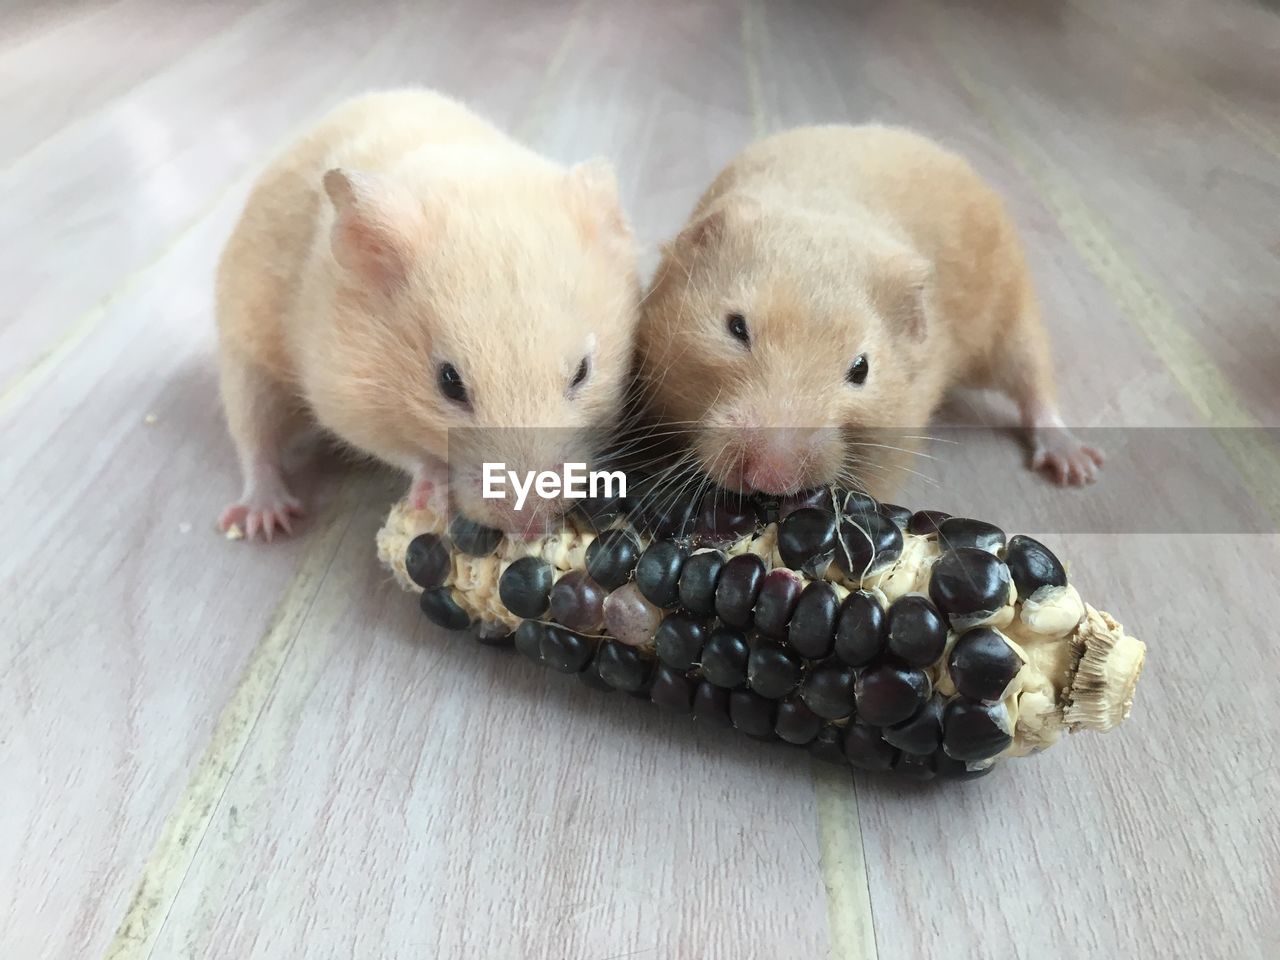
xmin=2 ymin=1 xmax=1277 ymax=958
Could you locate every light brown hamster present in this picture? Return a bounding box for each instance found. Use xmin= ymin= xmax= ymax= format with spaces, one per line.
xmin=216 ymin=89 xmax=639 ymax=540
xmin=637 ymin=124 xmax=1102 ymax=500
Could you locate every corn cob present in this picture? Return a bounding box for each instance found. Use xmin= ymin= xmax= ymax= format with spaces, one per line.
xmin=377 ymin=487 xmax=1144 ymax=780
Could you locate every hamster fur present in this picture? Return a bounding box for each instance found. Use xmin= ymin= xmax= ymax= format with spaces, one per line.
xmin=216 ymin=89 xmax=640 ymax=539
xmin=637 ymin=124 xmax=1103 ymax=500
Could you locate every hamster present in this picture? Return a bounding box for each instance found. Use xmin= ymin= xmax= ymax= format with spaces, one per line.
xmin=637 ymin=124 xmax=1103 ymax=501
xmin=215 ymin=89 xmax=640 ymax=540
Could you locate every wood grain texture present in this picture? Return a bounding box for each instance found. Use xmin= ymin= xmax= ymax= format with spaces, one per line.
xmin=916 ymin=0 xmax=1280 ymax=429
xmin=0 ymin=0 xmax=262 ymax=168
xmin=1 ymin=0 xmax=1276 ymax=958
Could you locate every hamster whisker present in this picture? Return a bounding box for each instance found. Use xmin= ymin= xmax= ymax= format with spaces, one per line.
xmin=843 ymin=439 xmax=939 ymax=462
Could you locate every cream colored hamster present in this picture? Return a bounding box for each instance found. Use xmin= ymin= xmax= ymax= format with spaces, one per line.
xmin=216 ymin=89 xmax=640 ymax=539
xmin=638 ymin=124 xmax=1102 ymax=500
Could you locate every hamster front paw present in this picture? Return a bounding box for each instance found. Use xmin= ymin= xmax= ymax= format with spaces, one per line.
xmin=408 ymin=462 xmax=450 ymax=513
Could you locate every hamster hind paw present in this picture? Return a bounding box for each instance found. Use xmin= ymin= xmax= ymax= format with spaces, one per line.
xmin=219 ymin=493 xmax=304 ymax=542
xmin=1030 ymin=430 xmax=1105 ymax=486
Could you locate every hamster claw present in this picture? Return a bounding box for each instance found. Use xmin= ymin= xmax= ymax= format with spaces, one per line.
xmin=219 ymin=495 xmax=305 ymax=542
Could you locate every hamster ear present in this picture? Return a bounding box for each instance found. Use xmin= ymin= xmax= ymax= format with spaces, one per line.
xmin=566 ymin=159 xmax=633 ymax=249
xmin=323 ymin=168 xmax=415 ymax=293
xmin=675 ymin=196 xmax=760 ymax=251
xmin=872 ymin=250 xmax=933 ymax=342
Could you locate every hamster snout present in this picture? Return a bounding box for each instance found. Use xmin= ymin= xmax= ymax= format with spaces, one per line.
xmin=695 ymin=408 xmax=843 ymax=495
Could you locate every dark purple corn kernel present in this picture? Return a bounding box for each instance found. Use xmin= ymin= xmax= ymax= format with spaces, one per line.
xmin=948 ymin=627 xmax=1023 ymax=702
xmin=884 ymin=595 xmax=948 ymax=668
xmin=788 ymin=580 xmax=840 ymax=659
xmin=834 ymin=512 xmax=904 ymax=576
xmin=855 ymin=663 xmax=931 ymax=726
xmin=549 ymin=570 xmax=607 ymax=633
xmin=882 ymin=694 xmax=946 ymax=755
xmin=595 ymin=640 xmax=652 ymax=693
xmin=808 ymin=725 xmax=846 ymax=764
xmin=692 ymin=681 xmax=732 ymax=724
xmin=943 ymin=698 xmax=1014 ymax=761
xmin=834 ymin=590 xmax=886 ymax=667
xmin=635 ymin=485 xmax=702 ymax=539
xmin=419 ymin=588 xmax=472 ymax=631
xmin=777 ymin=507 xmax=839 ymax=576
xmin=650 ymin=665 xmax=696 ymax=712
xmin=585 ymin=528 xmax=642 ymax=590
xmin=729 ymin=690 xmax=776 ymax=737
xmin=697 ymin=492 xmax=759 ymax=544
xmin=907 ymin=509 xmax=951 ymax=536
xmin=774 ymin=698 xmax=823 ymax=745
xmin=937 ymin=517 xmax=1006 ymax=555
xmin=799 ymin=658 xmax=857 ymax=720
xmin=539 ymin=625 xmax=596 ymax=674
xmin=448 ymin=515 xmax=504 ymax=556
xmin=747 ymin=642 xmax=803 ymax=698
xmin=778 ymin=487 xmax=836 ymax=519
xmin=635 ymin=541 xmax=687 ymax=608
xmin=929 ymin=547 xmax=1012 ymax=619
xmin=837 ymin=489 xmax=880 ymax=516
xmin=879 ymin=503 xmax=913 ymax=528
xmin=578 ymin=656 xmax=615 ymax=692
xmin=1005 ymin=534 xmax=1068 ymax=597
xmin=932 ymin=752 xmax=997 ymax=780
xmin=513 ymin=620 xmax=545 ymax=663
xmin=405 ymin=534 xmax=451 ymax=589
xmin=574 ymin=489 xmax=627 ymax=529
xmin=894 ymin=753 xmax=937 ymax=780
xmin=715 ymin=553 xmax=766 ymax=628
xmin=678 ymin=549 xmax=726 ymax=615
xmin=840 ymin=723 xmax=898 ymax=771
xmin=753 ymin=568 xmax=804 ymax=639
xmin=654 ymin=612 xmax=706 ymax=671
xmin=700 ymin=627 xmax=750 ymax=688
xmin=498 ymin=556 xmax=554 ymax=618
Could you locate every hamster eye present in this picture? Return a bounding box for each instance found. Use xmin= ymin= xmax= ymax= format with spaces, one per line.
xmin=726 ymin=313 xmax=750 ymax=346
xmin=569 ymin=356 xmax=590 ymax=395
xmin=437 ymin=362 xmax=469 ymax=406
xmin=846 ymin=354 xmax=870 ymax=385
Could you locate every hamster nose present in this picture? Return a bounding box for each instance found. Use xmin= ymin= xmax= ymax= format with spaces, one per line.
xmin=741 ymin=444 xmax=806 ymax=495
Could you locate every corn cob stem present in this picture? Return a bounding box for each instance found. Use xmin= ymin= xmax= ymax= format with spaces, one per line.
xmin=377 ymin=493 xmax=1144 ymax=777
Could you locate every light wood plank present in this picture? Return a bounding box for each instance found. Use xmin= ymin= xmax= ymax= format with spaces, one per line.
xmin=0 ymin=188 xmax=342 ymax=960
xmin=0 ymin=0 xmax=408 ymax=393
xmin=0 ymin=0 xmax=263 ymax=166
xmin=915 ymin=0 xmax=1280 ymax=429
xmin=1070 ymin=0 xmax=1280 ymax=139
